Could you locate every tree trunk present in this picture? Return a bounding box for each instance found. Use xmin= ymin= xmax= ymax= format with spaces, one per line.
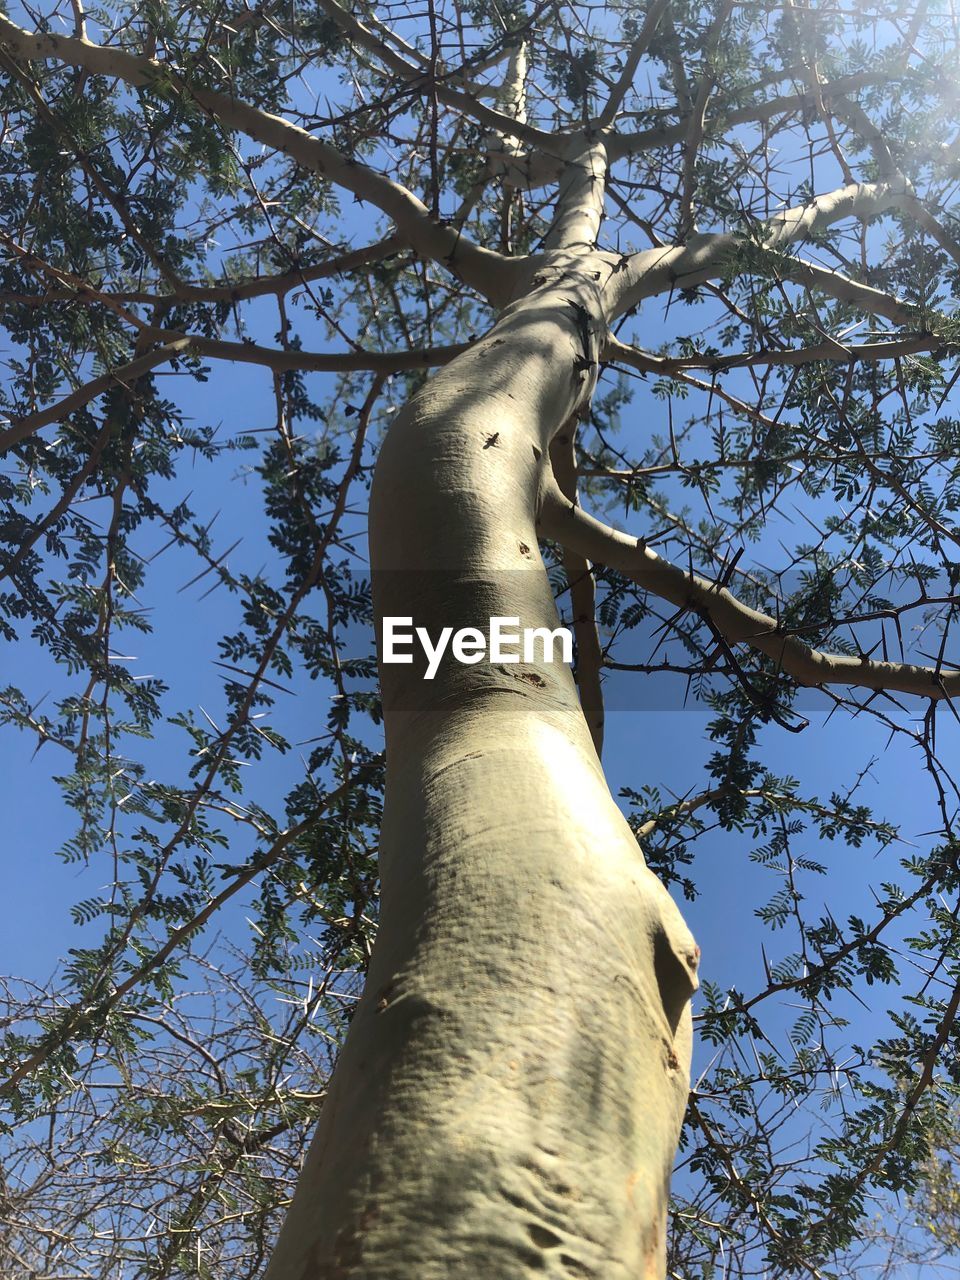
xmin=263 ymin=256 xmax=699 ymax=1280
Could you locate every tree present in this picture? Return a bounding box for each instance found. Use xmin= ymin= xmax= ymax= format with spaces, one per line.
xmin=2 ymin=0 xmax=960 ymax=1275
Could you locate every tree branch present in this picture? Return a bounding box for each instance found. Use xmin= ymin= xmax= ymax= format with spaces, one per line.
xmin=542 ymin=140 xmax=608 ymax=251
xmin=832 ymin=93 xmax=960 ymax=268
xmin=0 ymin=772 xmax=369 ymax=1102
xmin=676 ymin=0 xmax=734 ymax=240
xmin=148 ymin=331 xmax=469 ymax=375
xmin=314 ymin=0 xmax=554 ymax=148
xmin=596 ymin=0 xmax=671 ymax=127
xmin=0 ymin=235 xmax=406 ymax=308
xmin=635 ymin=785 xmax=899 ymax=840
xmin=607 ymin=178 xmax=917 ymax=316
xmin=0 ymin=335 xmax=465 ymax=452
xmin=606 ymin=71 xmax=901 ymax=162
xmin=0 ymin=14 xmax=516 ymax=303
xmin=605 ymin=331 xmax=947 ymax=375
xmin=779 ymin=255 xmax=913 ymax=324
xmin=549 ymin=430 xmax=604 ymax=756
xmin=488 ymin=40 xmax=529 ymax=176
xmin=0 ymin=340 xmax=192 ymax=453
xmin=538 ymin=481 xmax=960 ymax=702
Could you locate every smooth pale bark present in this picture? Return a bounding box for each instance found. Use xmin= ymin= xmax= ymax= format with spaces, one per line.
xmin=263 ymin=259 xmax=699 ymax=1279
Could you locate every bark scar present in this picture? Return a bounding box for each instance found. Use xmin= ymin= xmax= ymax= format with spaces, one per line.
xmin=495 ymin=664 xmax=548 ymax=688
xmin=653 ymin=924 xmax=699 ymax=1036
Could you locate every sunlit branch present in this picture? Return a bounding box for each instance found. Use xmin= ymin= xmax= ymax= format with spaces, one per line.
xmin=607 ymin=178 xmax=917 ymax=316
xmin=542 ymin=140 xmax=608 ymax=251
xmin=605 ymin=331 xmax=949 ymax=374
xmin=148 ymin=331 xmax=470 ymax=375
xmin=539 ymin=481 xmax=960 ymax=702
